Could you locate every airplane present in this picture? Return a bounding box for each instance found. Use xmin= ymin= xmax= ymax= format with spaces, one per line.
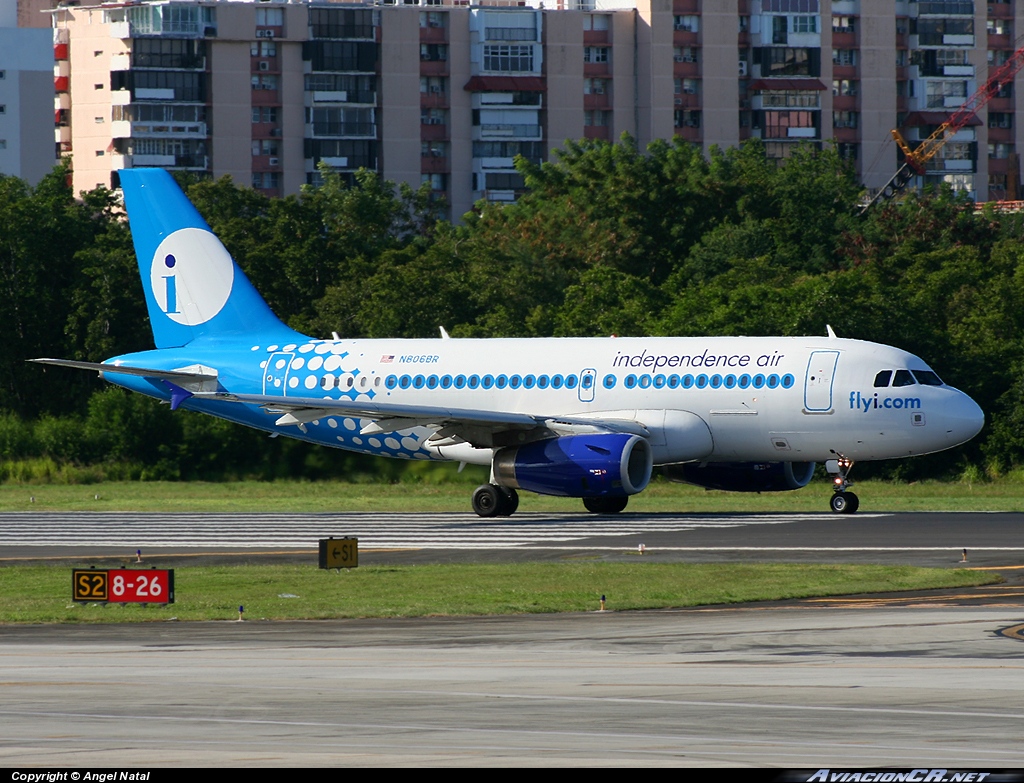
xmin=33 ymin=169 xmax=985 ymax=517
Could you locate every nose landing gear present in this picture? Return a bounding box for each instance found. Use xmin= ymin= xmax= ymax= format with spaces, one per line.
xmin=828 ymin=454 xmax=859 ymax=514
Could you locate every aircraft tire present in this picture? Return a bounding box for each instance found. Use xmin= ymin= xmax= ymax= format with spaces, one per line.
xmin=829 ymin=491 xmax=859 ymax=514
xmin=472 ymin=484 xmax=502 ymax=517
xmin=583 ymin=496 xmax=629 ymax=514
xmin=498 ymin=487 xmax=519 ymax=517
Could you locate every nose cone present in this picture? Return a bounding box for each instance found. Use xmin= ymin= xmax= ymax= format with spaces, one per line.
xmin=946 ymin=391 xmax=985 ymax=448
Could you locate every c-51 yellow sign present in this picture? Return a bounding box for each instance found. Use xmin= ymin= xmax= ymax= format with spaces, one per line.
xmin=319 ymin=537 xmax=358 ymax=569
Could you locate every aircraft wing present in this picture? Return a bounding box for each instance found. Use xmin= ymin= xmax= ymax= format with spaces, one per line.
xmin=196 ymin=390 xmax=650 ymax=447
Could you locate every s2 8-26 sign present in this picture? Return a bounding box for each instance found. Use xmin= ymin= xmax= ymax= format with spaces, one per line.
xmin=72 ymin=568 xmax=175 ymax=604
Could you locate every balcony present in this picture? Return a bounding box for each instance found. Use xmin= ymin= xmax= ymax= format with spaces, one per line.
xmin=673 ymin=60 xmax=699 ymax=78
xmin=419 ymin=26 xmax=446 ymax=44
xmin=480 ymin=123 xmax=542 ymax=138
xmin=584 ymin=125 xmax=611 ymax=140
xmin=420 ymin=60 xmax=448 ymax=77
xmin=420 ymin=155 xmax=449 ymax=174
xmin=252 ymin=88 xmax=280 ymax=106
xmin=111 ymin=120 xmax=207 ymax=138
xmin=672 ymin=29 xmax=698 ymax=46
xmin=674 ymin=125 xmax=700 ymax=143
xmin=420 ymin=122 xmax=448 ymax=141
xmin=420 ymin=92 xmax=448 ymax=109
xmin=584 ymin=92 xmax=610 ymax=110
xmin=583 ymin=30 xmax=609 ymax=45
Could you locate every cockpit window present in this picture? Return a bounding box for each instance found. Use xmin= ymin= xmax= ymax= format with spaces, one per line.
xmin=873 ymin=370 xmax=892 ymax=388
xmin=912 ymin=370 xmax=943 ymax=386
xmin=892 ymin=369 xmax=915 ymax=387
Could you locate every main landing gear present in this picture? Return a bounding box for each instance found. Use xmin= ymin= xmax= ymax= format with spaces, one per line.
xmin=470 ymin=485 xmax=630 ymax=517
xmin=828 ymin=454 xmax=859 ymax=514
xmin=471 ymin=484 xmax=519 ymax=517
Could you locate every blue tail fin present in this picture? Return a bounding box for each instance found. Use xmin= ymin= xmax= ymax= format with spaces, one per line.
xmin=119 ymin=168 xmax=295 ymax=349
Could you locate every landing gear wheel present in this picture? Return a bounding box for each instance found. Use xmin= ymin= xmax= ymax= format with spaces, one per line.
xmin=583 ymin=496 xmax=629 ymax=514
xmin=472 ymin=485 xmax=519 ymax=517
xmin=498 ymin=487 xmax=519 ymax=517
xmin=830 ymin=491 xmax=859 ymax=514
xmin=472 ymin=484 xmax=502 ymax=517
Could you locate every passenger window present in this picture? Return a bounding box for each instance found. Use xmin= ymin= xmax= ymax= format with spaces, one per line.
xmin=912 ymin=370 xmax=943 ymax=386
xmin=873 ymin=370 xmax=892 ymax=388
xmin=892 ymin=369 xmax=915 ymax=387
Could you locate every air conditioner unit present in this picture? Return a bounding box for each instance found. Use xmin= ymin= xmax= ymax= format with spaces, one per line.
xmin=674 ymin=97 xmax=682 ymax=105
xmin=269 ymin=156 xmax=279 ymax=166
xmin=258 ymin=61 xmax=269 ymax=71
xmin=256 ymin=29 xmax=271 ymax=38
xmin=674 ymin=55 xmax=684 ymax=62
xmin=593 ymin=86 xmax=604 ymax=94
xmin=429 ymin=86 xmax=442 ymax=93
xmin=685 ymin=119 xmax=699 ymax=127
xmin=738 ymin=61 xmax=748 ymax=76
xmin=683 ymin=87 xmax=696 ymax=94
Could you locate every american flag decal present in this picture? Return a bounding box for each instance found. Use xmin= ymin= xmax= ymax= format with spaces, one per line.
xmin=380 ymin=355 xmax=394 ymax=363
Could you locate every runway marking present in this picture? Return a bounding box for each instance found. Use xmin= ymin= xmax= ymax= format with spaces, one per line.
xmin=0 ymin=511 xmax=880 ymax=550
xmin=997 ymin=623 xmax=1024 ymax=641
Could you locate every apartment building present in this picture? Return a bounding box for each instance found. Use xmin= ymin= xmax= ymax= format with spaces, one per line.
xmin=50 ymin=0 xmax=1024 ymax=214
xmin=0 ymin=0 xmax=56 ymax=183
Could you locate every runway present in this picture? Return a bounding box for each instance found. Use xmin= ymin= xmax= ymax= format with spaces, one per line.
xmin=2 ymin=606 xmax=1024 ymax=766
xmin=1 ymin=510 xmax=1023 ymax=567
xmin=1 ymin=510 xmax=1023 ymax=767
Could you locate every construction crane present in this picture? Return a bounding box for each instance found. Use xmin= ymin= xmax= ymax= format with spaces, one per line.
xmin=860 ymin=43 xmax=1024 ymax=214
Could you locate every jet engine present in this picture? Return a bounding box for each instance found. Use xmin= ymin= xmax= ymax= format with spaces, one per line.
xmin=493 ymin=433 xmax=653 ymax=498
xmin=664 ymin=461 xmax=816 ymax=492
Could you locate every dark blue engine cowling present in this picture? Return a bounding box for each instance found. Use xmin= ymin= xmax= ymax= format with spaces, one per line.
xmin=493 ymin=434 xmax=653 ymax=498
xmin=664 ymin=461 xmax=816 ymax=492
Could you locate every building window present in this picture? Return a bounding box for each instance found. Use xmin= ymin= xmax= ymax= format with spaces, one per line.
xmin=0 ymin=71 xmax=5 ymax=80
xmin=252 ymin=139 xmax=279 ymax=156
xmin=483 ymin=44 xmax=534 ymax=71
xmin=832 ymin=79 xmax=858 ymax=96
xmin=420 ymin=44 xmax=448 ymax=62
xmin=584 ymin=14 xmax=609 ymax=31
xmin=926 ymin=80 xmax=966 ymax=108
xmin=674 ymin=109 xmax=701 ymax=128
xmin=763 ymin=1 xmax=820 ymax=10
xmin=251 ymin=74 xmax=278 ymax=91
xmin=0 ymin=105 xmax=5 ymax=115
xmin=832 ymin=16 xmax=855 ymax=34
xmin=792 ymin=16 xmax=817 ymax=34
xmin=584 ymin=78 xmax=608 ymax=95
xmin=674 ymin=47 xmax=698 ymax=63
xmin=256 ymin=7 xmax=283 ymax=27
xmin=0 ymin=140 xmax=6 ymax=149
xmin=987 ymin=18 xmax=1011 ymax=36
xmin=681 ymin=78 xmax=699 ymax=95
xmin=421 ymin=108 xmax=447 ymax=125
xmin=584 ymin=110 xmax=609 ymax=126
xmin=421 ymin=141 xmax=448 ymax=157
xmin=673 ymin=15 xmax=699 ymax=33
xmin=252 ymin=107 xmax=278 ymax=123
xmin=583 ymin=47 xmax=609 ymax=64
xmin=253 ymin=172 xmax=280 ymax=189
xmin=989 ymin=112 xmax=1013 ymax=129
xmin=833 ymin=49 xmax=856 ymax=66
xmin=420 ymin=12 xmax=446 ymax=29
xmin=988 ymin=143 xmax=1012 ymax=159
xmin=833 ymin=110 xmax=857 ymax=128
xmin=837 ymin=143 xmax=858 ymax=160
xmin=251 ymin=41 xmax=277 ymax=57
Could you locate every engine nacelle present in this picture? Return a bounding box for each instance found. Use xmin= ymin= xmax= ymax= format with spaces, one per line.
xmin=493 ymin=433 xmax=653 ymax=498
xmin=664 ymin=461 xmax=816 ymax=492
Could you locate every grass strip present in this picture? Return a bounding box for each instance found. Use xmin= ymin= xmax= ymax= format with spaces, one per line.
xmin=0 ymin=563 xmax=998 ymax=624
xmin=2 ymin=478 xmax=1023 ymax=513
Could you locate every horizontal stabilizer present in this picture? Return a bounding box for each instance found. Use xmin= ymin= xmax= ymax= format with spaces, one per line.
xmin=30 ymin=358 xmax=218 ymax=382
